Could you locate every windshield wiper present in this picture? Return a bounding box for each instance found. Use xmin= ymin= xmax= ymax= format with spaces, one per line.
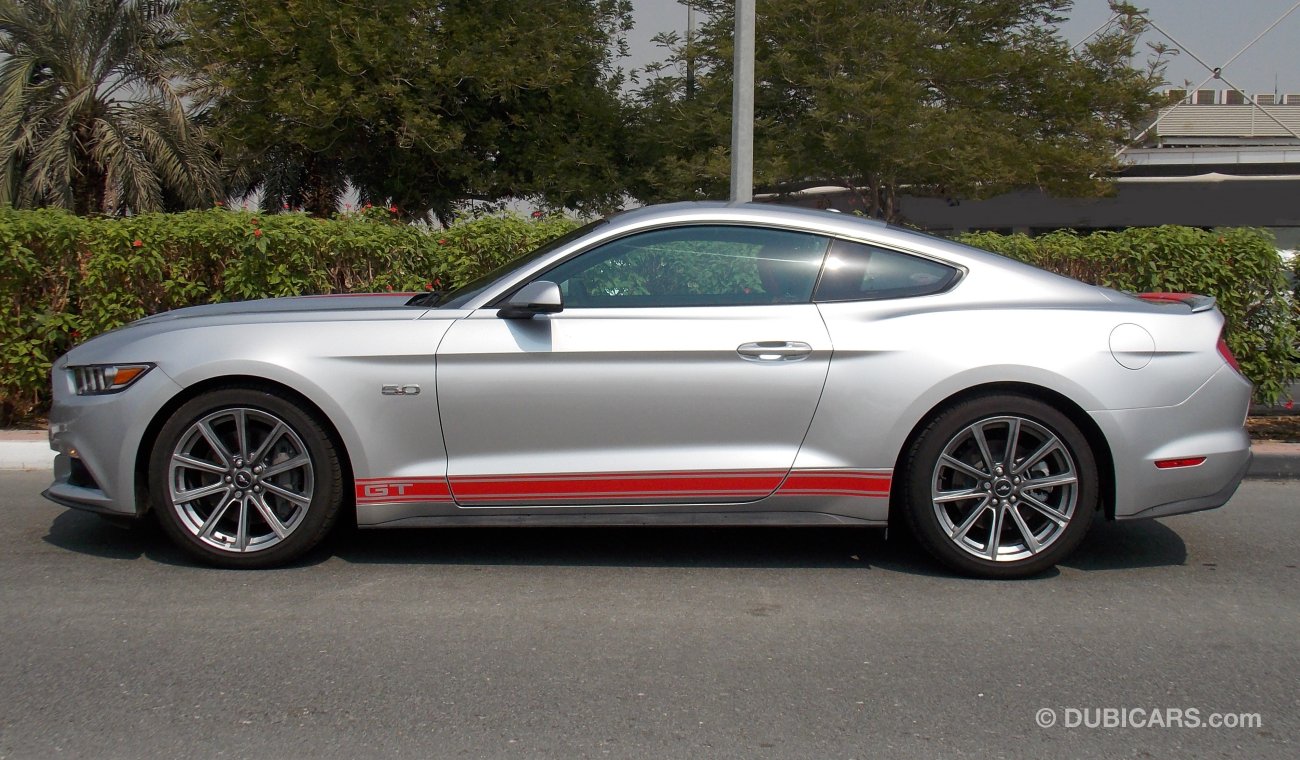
xmin=405 ymin=290 xmax=446 ymax=307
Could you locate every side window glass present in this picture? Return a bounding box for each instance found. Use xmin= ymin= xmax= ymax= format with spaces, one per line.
xmin=814 ymin=239 xmax=959 ymax=302
xmin=541 ymin=226 xmax=829 ymax=308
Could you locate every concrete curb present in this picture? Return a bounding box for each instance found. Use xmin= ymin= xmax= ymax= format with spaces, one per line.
xmin=3 ymin=430 xmax=1299 ymax=479
xmin=0 ymin=441 xmax=55 ymax=471
xmin=1246 ymin=441 xmax=1300 ymax=480
xmin=0 ymin=431 xmax=53 ymax=471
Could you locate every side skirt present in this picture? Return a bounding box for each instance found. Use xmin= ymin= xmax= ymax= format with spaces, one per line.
xmin=360 ymin=510 xmax=885 ymax=529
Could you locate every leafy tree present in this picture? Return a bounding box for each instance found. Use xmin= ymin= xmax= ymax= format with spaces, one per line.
xmin=186 ymin=1 xmax=633 ymax=221
xmin=0 ymin=0 xmax=221 ymax=214
xmin=632 ymin=0 xmax=1165 ymax=221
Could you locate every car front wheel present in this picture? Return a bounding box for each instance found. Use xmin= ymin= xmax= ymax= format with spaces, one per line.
xmin=903 ymin=394 xmax=1099 ymax=578
xmin=148 ymin=387 xmax=343 ymax=568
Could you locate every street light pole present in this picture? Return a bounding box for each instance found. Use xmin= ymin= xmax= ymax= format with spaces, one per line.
xmin=730 ymin=0 xmax=755 ymax=203
xmin=685 ymin=2 xmax=696 ymax=99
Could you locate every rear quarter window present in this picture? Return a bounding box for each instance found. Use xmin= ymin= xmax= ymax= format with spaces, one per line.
xmin=814 ymin=239 xmax=960 ymax=302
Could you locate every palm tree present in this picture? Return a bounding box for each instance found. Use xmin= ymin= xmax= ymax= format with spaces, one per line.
xmin=0 ymin=0 xmax=220 ymax=214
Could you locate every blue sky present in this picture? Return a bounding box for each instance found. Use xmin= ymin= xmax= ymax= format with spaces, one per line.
xmin=624 ymin=0 xmax=1300 ymax=97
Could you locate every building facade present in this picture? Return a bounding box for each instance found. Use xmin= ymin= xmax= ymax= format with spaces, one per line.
xmin=768 ymin=91 xmax=1300 ymax=248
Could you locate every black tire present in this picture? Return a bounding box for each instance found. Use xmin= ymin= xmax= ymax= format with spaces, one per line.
xmin=148 ymin=387 xmax=344 ymax=568
xmin=902 ymin=394 xmax=1098 ymax=578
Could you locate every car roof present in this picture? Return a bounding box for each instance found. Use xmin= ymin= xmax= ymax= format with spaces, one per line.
xmin=603 ymin=202 xmax=1025 ymax=273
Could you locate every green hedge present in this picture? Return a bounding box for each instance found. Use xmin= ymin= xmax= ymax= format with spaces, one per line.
xmin=2 ymin=211 xmax=1294 ymax=424
xmin=957 ymin=226 xmax=1297 ymax=403
xmin=0 ymin=208 xmax=578 ymax=424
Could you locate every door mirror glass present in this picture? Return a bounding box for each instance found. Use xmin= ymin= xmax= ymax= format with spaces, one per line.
xmin=498 ymin=280 xmax=564 ymax=318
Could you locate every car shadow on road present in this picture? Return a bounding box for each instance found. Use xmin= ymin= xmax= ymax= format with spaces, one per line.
xmin=41 ymin=509 xmax=192 ymax=565
xmin=41 ymin=509 xmax=946 ymax=574
xmin=1060 ymin=514 xmax=1188 ymax=572
xmin=42 ymin=509 xmax=1187 ymax=576
xmin=330 ymin=523 xmax=948 ymax=573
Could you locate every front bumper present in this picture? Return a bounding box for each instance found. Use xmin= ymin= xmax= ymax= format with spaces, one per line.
xmin=43 ymin=363 xmax=183 ymax=517
xmin=1092 ymin=365 xmax=1253 ymax=520
xmin=43 ymin=455 xmax=131 ymax=516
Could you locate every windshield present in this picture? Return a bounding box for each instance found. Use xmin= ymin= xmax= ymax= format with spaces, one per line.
xmin=427 ymin=219 xmax=608 ymax=309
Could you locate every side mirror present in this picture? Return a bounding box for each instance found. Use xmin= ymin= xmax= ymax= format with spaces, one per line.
xmin=498 ymin=280 xmax=564 ymax=319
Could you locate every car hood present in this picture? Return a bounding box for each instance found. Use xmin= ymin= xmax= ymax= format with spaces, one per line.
xmin=128 ymin=293 xmax=425 ymax=326
xmin=60 ymin=293 xmax=453 ymax=367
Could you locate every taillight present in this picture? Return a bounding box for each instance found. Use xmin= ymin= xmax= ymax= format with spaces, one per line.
xmin=1216 ymin=330 xmax=1242 ymax=374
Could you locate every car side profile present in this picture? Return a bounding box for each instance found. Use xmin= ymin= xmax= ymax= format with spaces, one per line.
xmin=43 ymin=202 xmax=1253 ymax=577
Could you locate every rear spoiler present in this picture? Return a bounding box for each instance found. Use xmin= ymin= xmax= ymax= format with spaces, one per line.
xmin=1134 ymin=292 xmax=1217 ymax=313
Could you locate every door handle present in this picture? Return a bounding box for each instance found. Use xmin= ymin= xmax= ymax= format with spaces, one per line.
xmin=737 ymin=341 xmax=813 ymax=362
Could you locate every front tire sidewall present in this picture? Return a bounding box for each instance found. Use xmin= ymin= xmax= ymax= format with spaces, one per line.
xmin=149 ymin=388 xmax=342 ymax=569
xmin=904 ymin=395 xmax=1099 ymax=579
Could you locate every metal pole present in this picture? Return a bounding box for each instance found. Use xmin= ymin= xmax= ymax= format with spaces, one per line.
xmin=730 ymin=0 xmax=755 ymax=203
xmin=685 ymin=2 xmax=696 ymax=98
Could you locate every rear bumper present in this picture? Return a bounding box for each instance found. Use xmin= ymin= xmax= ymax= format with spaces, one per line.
xmin=1092 ymin=365 xmax=1253 ymax=520
xmin=1116 ymin=450 xmax=1250 ymax=520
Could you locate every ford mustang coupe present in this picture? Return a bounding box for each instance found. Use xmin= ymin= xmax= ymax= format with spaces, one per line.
xmin=43 ymin=203 xmax=1253 ymax=577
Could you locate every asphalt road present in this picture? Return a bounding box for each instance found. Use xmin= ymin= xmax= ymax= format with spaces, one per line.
xmin=0 ymin=471 xmax=1295 ymax=759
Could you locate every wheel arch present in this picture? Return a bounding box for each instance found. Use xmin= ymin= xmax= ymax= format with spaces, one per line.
xmin=888 ymin=381 xmax=1116 ymax=524
xmin=133 ymin=375 xmax=356 ymax=519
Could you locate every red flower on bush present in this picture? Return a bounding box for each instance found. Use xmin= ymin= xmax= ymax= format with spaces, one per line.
xmin=132 ymin=239 xmax=143 ymax=247
xmin=1287 ymin=400 xmax=1295 ymax=410
xmin=253 ymin=229 xmax=263 ymax=238
xmin=433 ymin=278 xmax=442 ymax=287
xmin=438 ymin=238 xmax=448 ymax=245
xmin=389 ymin=205 xmax=398 ymax=213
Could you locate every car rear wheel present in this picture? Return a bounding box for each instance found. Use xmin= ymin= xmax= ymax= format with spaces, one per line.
xmin=903 ymin=394 xmax=1098 ymax=578
xmin=149 ymin=387 xmax=343 ymax=568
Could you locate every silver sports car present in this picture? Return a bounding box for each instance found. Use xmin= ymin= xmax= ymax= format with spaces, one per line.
xmin=43 ymin=203 xmax=1253 ymax=577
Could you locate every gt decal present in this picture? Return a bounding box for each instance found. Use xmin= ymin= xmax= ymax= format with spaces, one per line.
xmin=355 ymin=477 xmax=452 ymax=504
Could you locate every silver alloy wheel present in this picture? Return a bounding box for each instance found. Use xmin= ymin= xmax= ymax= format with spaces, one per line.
xmin=930 ymin=415 xmax=1078 ymax=562
xmin=167 ymin=407 xmax=315 ymax=553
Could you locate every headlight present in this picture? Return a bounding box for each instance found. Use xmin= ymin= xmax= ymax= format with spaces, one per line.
xmin=69 ymin=364 xmax=154 ymax=395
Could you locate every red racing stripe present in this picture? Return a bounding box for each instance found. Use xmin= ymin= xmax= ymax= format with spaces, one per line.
xmin=777 ymin=470 xmax=891 ymax=497
xmin=450 ymin=471 xmax=785 ymax=501
xmin=355 ymin=468 xmax=892 ymax=504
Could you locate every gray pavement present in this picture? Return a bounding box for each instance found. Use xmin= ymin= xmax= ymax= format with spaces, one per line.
xmin=0 ymin=471 xmax=1295 ymax=759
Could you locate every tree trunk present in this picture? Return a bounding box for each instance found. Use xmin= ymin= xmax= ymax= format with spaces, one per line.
xmin=71 ymin=124 xmax=106 ymax=215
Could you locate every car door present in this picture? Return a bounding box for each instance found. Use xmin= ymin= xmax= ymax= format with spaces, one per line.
xmin=435 ymin=224 xmax=834 ymax=507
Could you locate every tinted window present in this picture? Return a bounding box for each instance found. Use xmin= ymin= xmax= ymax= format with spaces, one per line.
xmin=537 ymin=226 xmax=829 ymax=308
xmin=814 ymin=239 xmax=959 ymax=302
